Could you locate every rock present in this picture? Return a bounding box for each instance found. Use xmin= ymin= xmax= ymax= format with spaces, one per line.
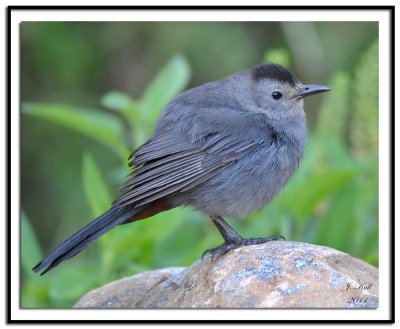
xmin=74 ymin=241 xmax=378 ymax=308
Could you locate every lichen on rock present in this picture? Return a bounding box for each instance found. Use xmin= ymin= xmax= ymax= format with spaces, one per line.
xmin=74 ymin=241 xmax=378 ymax=309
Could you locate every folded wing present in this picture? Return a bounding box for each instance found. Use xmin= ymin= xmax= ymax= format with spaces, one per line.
xmin=113 ymin=132 xmax=262 ymax=207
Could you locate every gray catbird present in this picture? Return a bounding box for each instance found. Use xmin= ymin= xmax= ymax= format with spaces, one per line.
xmin=33 ymin=63 xmax=330 ymax=275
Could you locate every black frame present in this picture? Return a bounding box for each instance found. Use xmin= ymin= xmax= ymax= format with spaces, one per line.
xmin=7 ymin=5 xmax=395 ymax=324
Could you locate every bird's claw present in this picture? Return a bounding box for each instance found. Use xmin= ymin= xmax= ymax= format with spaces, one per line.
xmin=201 ymin=242 xmax=239 ymax=261
xmin=202 ymin=235 xmax=284 ymax=261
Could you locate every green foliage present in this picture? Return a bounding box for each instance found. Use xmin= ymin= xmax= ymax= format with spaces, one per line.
xmin=21 ymin=211 xmax=47 ymax=308
xmin=285 ymin=168 xmax=357 ymax=222
xmin=82 ymin=153 xmax=112 ymax=216
xmin=317 ymin=40 xmax=378 ymax=160
xmin=21 ymin=211 xmax=43 ymax=275
xmin=21 ymin=56 xmax=196 ymax=307
xmin=264 ymin=48 xmax=291 ymax=67
xmin=140 ymin=55 xmax=191 ymax=128
xmin=317 ymin=71 xmax=352 ymax=141
xmin=101 ymin=54 xmax=191 ymax=148
xmin=22 ymin=41 xmax=378 ymax=308
xmin=22 ymin=103 xmax=129 ymax=161
xmin=350 ymin=40 xmax=379 ymax=157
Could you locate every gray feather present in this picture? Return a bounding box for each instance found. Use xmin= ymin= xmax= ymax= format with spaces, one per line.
xmin=114 ymin=132 xmax=261 ymax=208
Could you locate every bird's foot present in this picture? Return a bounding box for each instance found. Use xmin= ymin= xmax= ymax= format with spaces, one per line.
xmin=202 ymin=235 xmax=285 ymax=261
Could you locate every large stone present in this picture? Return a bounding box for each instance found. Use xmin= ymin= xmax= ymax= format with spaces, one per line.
xmin=74 ymin=241 xmax=378 ymax=308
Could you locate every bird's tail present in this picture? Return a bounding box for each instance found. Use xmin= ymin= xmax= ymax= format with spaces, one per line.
xmin=32 ymin=204 xmax=142 ymax=275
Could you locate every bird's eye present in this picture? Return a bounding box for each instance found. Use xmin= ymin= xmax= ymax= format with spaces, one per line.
xmin=272 ymin=91 xmax=282 ymax=100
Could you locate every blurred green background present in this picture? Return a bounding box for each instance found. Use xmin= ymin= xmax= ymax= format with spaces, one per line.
xmin=21 ymin=21 xmax=379 ymax=308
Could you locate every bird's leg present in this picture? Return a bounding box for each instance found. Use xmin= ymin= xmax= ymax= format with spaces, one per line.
xmin=202 ymin=216 xmax=283 ymax=260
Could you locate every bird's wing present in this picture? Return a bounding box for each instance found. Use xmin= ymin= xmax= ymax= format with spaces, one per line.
xmin=113 ymin=132 xmax=263 ymax=207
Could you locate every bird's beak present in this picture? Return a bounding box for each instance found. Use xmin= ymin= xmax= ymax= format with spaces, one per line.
xmin=292 ymin=84 xmax=331 ymax=99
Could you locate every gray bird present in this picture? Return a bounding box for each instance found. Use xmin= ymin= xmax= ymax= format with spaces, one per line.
xmin=33 ymin=63 xmax=330 ymax=275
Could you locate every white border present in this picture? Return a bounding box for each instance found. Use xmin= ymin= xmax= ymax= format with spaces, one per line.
xmin=9 ymin=7 xmax=392 ymax=322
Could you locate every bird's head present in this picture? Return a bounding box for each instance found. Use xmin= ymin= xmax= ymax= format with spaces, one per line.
xmin=248 ymin=63 xmax=330 ymax=119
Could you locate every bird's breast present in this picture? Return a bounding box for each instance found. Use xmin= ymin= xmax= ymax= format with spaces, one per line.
xmin=178 ymin=137 xmax=304 ymax=218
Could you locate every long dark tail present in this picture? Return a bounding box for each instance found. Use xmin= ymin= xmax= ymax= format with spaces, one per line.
xmin=32 ymin=204 xmax=142 ymax=275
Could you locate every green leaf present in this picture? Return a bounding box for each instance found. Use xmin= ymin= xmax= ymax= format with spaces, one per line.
xmin=264 ymin=48 xmax=291 ymax=67
xmin=350 ymin=40 xmax=379 ymax=157
xmin=314 ymin=180 xmax=358 ymax=250
xmin=21 ymin=210 xmax=43 ymax=274
xmin=140 ymin=54 xmax=191 ymax=126
xmin=287 ymin=169 xmax=357 ymax=221
xmin=21 ymin=211 xmax=50 ymax=308
xmin=317 ymin=71 xmax=351 ymax=140
xmin=319 ymin=136 xmax=354 ymax=168
xmin=100 ymin=91 xmax=137 ymax=112
xmin=153 ymin=214 xmax=204 ymax=267
xmin=48 ymin=262 xmax=98 ymax=302
xmin=82 ymin=153 xmax=112 ymax=217
xmin=100 ymin=92 xmax=140 ymax=149
xmin=364 ymin=250 xmax=378 ymax=267
xmin=22 ymin=102 xmax=129 ymax=161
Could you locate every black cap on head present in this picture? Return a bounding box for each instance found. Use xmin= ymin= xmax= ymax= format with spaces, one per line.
xmin=251 ymin=63 xmax=300 ymax=87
